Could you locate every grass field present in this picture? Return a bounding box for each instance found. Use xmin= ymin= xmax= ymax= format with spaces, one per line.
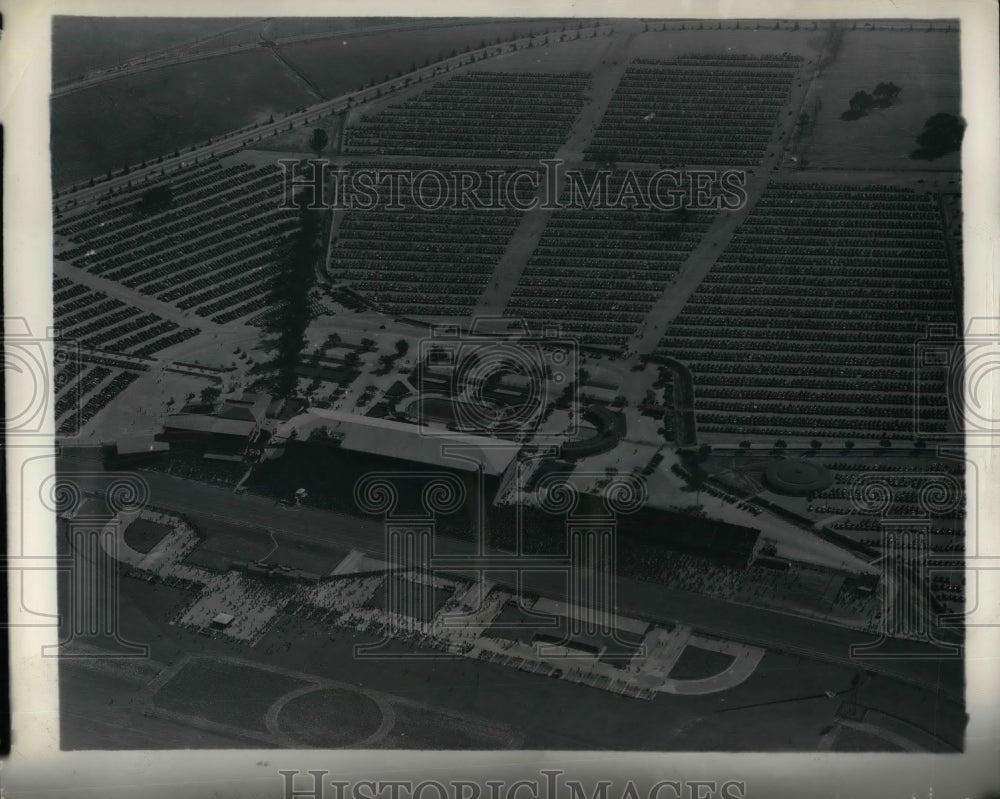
xmin=51 ymin=49 xmax=317 ymax=186
xmin=123 ymin=518 xmax=173 ymax=554
xmin=52 ymin=17 xmax=254 ymax=83
xmin=275 ymin=687 xmax=384 ymax=746
xmin=463 ymin=34 xmax=612 ymax=74
xmin=154 ymin=658 xmax=308 ymax=732
xmin=797 ymin=30 xmax=960 ymax=169
xmin=628 ymin=26 xmax=822 ymax=61
xmin=668 ymin=644 xmax=735 ymax=680
xmin=364 ymin=575 xmax=455 ymax=621
xmin=278 ymin=20 xmax=565 ymax=98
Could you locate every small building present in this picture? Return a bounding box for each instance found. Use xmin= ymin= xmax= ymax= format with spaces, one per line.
xmin=114 ymin=435 xmax=170 ymax=457
xmin=162 ymin=392 xmax=271 ymax=456
xmin=107 ymin=435 xmax=170 ymax=467
xmin=210 ymin=612 xmax=235 ymax=629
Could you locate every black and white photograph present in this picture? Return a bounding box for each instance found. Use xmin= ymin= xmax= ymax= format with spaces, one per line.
xmin=2 ymin=2 xmax=999 ymax=797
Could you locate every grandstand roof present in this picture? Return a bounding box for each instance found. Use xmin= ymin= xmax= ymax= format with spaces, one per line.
xmin=216 ymin=392 xmax=269 ymax=423
xmin=299 ymin=408 xmax=519 ymax=476
xmin=163 ymin=413 xmax=256 ymax=438
xmin=114 ymin=435 xmax=170 ymax=455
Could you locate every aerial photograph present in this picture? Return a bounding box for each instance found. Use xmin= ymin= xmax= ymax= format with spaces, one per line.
xmin=47 ymin=16 xmax=966 ymax=752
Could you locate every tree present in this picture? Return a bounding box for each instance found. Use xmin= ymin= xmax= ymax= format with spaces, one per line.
xmin=394 ymin=339 xmax=409 ymax=356
xmin=844 ymin=440 xmax=855 ymax=450
xmin=200 ymin=386 xmax=222 ymax=404
xmin=309 ymin=128 xmax=329 ymax=154
xmin=265 ymin=199 xmax=322 ymax=397
xmin=842 ymin=90 xmax=874 ymax=119
xmin=911 ymin=113 xmax=966 ymax=160
xmin=774 ymin=439 xmax=787 ymax=450
xmin=872 ymin=81 xmax=901 ymax=106
xmin=343 ymin=351 xmax=361 ymax=367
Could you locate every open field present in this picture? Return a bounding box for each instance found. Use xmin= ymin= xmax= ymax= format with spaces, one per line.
xmin=276 ymin=687 xmax=385 ymax=747
xmin=668 ymin=644 xmax=736 ymax=680
xmin=796 ymin=30 xmax=960 ymax=169
xmin=52 ymin=17 xmax=254 ymax=84
xmin=279 ymin=20 xmax=567 ymax=97
xmin=51 ymin=50 xmax=317 ymax=186
xmin=123 ymin=518 xmax=173 ymax=553
xmin=153 ymin=658 xmax=309 ymax=732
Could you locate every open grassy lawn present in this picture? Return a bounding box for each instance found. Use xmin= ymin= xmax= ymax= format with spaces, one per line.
xmin=52 ymin=17 xmax=252 ymax=84
xmin=797 ymin=30 xmax=960 ymax=169
xmin=279 ymin=20 xmax=562 ymax=98
xmin=628 ymin=26 xmax=822 ymax=61
xmin=123 ymin=518 xmax=173 ymax=554
xmin=668 ymin=644 xmax=735 ymax=680
xmin=51 ymin=49 xmax=316 ymax=187
xmin=153 ymin=658 xmax=308 ymax=732
xmin=364 ymin=575 xmax=454 ymax=621
xmin=275 ymin=687 xmax=384 ymax=747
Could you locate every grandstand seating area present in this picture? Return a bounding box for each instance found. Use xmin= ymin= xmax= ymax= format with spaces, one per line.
xmin=656 ymin=182 xmax=960 ymax=440
xmin=585 ymin=54 xmax=802 ymax=165
xmin=505 ymin=172 xmax=715 ymax=348
xmin=342 ymin=72 xmax=591 ymax=158
xmin=330 ymin=164 xmax=524 ymax=316
xmin=55 ymin=159 xmax=298 ymax=325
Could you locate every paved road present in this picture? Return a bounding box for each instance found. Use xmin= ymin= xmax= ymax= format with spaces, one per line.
xmin=57 ymin=454 xmax=964 ymax=702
